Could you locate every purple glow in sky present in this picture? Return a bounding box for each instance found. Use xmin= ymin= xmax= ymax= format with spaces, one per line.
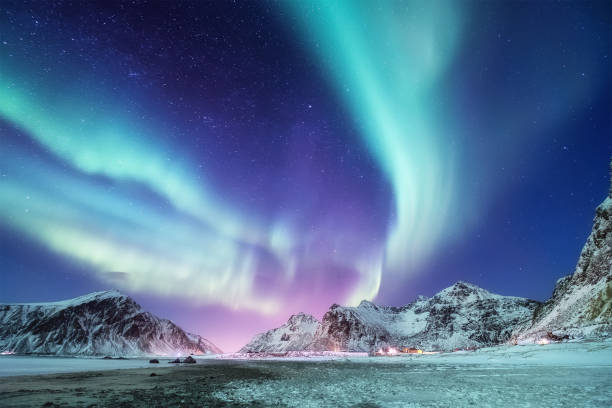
xmin=0 ymin=1 xmax=610 ymax=351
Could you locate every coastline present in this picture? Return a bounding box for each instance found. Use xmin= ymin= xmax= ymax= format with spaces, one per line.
xmin=1 ymin=342 xmax=611 ymax=407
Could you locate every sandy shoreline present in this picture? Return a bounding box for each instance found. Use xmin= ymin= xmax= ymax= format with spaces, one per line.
xmin=1 ymin=357 xmax=612 ymax=407
xmin=0 ymin=361 xmax=275 ymax=407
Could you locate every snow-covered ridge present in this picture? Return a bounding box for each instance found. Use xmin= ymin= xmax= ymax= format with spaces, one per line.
xmin=242 ymin=282 xmax=540 ymax=353
xmin=7 ymin=290 xmax=126 ymax=307
xmin=0 ymin=290 xmax=222 ymax=356
xmin=311 ymin=281 xmax=540 ymax=352
xmin=516 ymin=162 xmax=612 ymax=342
xmin=243 ymin=161 xmax=612 ymax=351
xmin=240 ymin=313 xmax=319 ymax=353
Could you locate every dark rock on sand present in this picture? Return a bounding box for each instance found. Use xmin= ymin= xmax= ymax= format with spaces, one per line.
xmin=183 ymin=356 xmax=196 ymax=364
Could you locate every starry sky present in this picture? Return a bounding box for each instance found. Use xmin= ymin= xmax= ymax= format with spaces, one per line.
xmin=0 ymin=0 xmax=610 ymax=351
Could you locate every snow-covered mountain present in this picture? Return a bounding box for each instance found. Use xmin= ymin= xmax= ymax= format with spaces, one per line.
xmin=241 ymin=160 xmax=612 ymax=351
xmin=308 ymin=282 xmax=539 ymax=352
xmin=0 ymin=290 xmax=222 ymax=356
xmin=240 ymin=313 xmax=319 ymax=353
xmin=516 ymin=162 xmax=612 ymax=342
xmin=241 ymin=282 xmax=539 ymax=352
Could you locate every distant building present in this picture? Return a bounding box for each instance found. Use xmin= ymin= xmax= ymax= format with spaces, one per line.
xmin=401 ymin=347 xmax=423 ymax=354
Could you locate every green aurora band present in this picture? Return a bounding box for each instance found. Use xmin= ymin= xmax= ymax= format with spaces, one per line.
xmin=284 ymin=1 xmax=464 ymax=276
xmin=0 ymin=49 xmax=380 ymax=311
xmin=0 ymin=1 xmax=466 ymax=310
xmin=0 ymin=59 xmax=298 ymax=313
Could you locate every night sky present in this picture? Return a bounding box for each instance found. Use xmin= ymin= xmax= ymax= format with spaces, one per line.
xmin=1 ymin=1 xmax=610 ymax=351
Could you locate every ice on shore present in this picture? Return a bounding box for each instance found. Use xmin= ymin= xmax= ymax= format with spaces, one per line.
xmin=1 ymin=340 xmax=610 ymax=378
xmin=0 ymin=356 xmax=158 ymax=377
xmin=212 ymin=341 xmax=612 ymax=407
xmin=219 ymin=340 xmax=612 ymax=366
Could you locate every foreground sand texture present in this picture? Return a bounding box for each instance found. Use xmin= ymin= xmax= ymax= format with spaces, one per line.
xmin=2 ymin=344 xmax=612 ymax=408
xmin=0 ymin=363 xmax=274 ymax=407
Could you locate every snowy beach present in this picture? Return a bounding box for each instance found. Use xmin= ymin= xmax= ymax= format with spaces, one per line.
xmin=1 ymin=341 xmax=611 ymax=407
xmin=0 ymin=356 xmax=174 ymax=377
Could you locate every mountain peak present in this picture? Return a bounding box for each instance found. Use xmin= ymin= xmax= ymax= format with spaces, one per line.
xmin=436 ymin=281 xmax=494 ymax=302
xmin=287 ymin=313 xmax=318 ymax=325
xmin=451 ymin=281 xmax=483 ymax=290
xmin=240 ymin=279 xmax=541 ymax=353
xmin=64 ymin=289 xmax=130 ymax=306
xmin=88 ymin=289 xmax=125 ymax=298
xmin=358 ymin=299 xmax=377 ymax=308
xmin=1 ymin=289 xmax=130 ymax=307
xmin=240 ymin=312 xmax=319 ymax=353
xmin=0 ymin=290 xmax=221 ymax=356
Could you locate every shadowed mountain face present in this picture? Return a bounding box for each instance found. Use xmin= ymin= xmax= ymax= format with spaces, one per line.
xmin=310 ymin=282 xmax=540 ymax=352
xmin=242 ymin=161 xmax=612 ymax=352
xmin=240 ymin=313 xmax=319 ymax=353
xmin=517 ymin=161 xmax=612 ymax=342
xmin=242 ymin=282 xmax=540 ymax=352
xmin=0 ymin=290 xmax=222 ymax=356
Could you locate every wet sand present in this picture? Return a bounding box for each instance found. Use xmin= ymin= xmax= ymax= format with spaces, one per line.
xmin=0 ymin=361 xmax=276 ymax=407
xmin=1 ymin=359 xmax=611 ymax=407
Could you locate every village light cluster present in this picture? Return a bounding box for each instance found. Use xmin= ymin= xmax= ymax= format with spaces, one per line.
xmin=373 ymin=347 xmax=424 ymax=356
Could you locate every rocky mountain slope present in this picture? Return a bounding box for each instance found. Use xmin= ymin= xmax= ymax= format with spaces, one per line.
xmin=309 ymin=282 xmax=540 ymax=352
xmin=516 ymin=162 xmax=612 ymax=342
xmin=242 ymin=282 xmax=540 ymax=352
xmin=240 ymin=313 xmax=319 ymax=353
xmin=241 ymin=161 xmax=612 ymax=352
xmin=0 ymin=290 xmax=222 ymax=356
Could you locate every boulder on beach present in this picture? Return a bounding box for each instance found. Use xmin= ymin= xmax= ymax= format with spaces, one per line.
xmin=183 ymin=356 xmax=196 ymax=364
xmin=149 ymin=359 xmax=159 ymax=364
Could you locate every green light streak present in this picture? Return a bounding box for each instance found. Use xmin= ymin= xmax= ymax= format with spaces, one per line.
xmin=284 ymin=1 xmax=463 ymax=280
xmin=0 ymin=65 xmax=287 ymax=250
xmin=0 ymin=61 xmax=293 ymax=312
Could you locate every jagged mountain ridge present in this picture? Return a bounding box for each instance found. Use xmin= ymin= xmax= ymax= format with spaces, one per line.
xmin=0 ymin=290 xmax=222 ymax=356
xmin=240 ymin=313 xmax=319 ymax=353
xmin=516 ymin=161 xmax=612 ymax=341
xmin=310 ymin=282 xmax=540 ymax=352
xmin=242 ymin=160 xmax=612 ymax=352
xmin=241 ymin=282 xmax=540 ymax=352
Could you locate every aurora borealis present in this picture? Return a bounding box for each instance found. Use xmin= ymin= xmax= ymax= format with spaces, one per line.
xmin=285 ymin=1 xmax=463 ymax=278
xmin=1 ymin=1 xmax=611 ymax=351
